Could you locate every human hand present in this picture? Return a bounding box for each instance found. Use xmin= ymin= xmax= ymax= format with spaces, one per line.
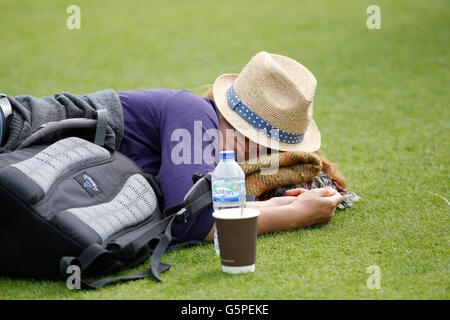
xmin=286 ymin=187 xmax=343 ymax=226
xmin=285 ymin=188 xmax=308 ymax=197
xmin=260 ymin=188 xmax=308 ymax=207
xmin=254 ymin=187 xmax=330 ymax=208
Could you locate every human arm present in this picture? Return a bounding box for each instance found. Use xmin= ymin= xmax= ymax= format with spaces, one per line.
xmin=244 ymin=187 xmax=309 ymax=208
xmin=204 ymin=187 xmax=343 ymax=241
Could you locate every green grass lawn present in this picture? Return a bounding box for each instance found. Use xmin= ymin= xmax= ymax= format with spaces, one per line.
xmin=0 ymin=0 xmax=448 ymax=299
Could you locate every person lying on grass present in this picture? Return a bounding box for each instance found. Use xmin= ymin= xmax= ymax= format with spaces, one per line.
xmin=0 ymin=51 xmax=343 ymax=242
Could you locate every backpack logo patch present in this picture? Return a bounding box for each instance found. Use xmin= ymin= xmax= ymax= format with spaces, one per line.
xmin=74 ymin=172 xmax=103 ymax=197
xmin=83 ymin=175 xmax=99 ymax=192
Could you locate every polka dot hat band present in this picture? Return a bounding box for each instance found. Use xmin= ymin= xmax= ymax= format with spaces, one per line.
xmin=227 ymin=83 xmax=305 ymax=144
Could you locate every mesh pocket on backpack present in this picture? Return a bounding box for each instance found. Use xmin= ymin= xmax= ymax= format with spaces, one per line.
xmin=11 ymin=137 xmax=110 ymax=194
xmin=66 ymin=174 xmax=158 ymax=242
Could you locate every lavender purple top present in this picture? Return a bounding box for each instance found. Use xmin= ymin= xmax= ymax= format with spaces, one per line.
xmin=118 ymin=89 xmax=219 ymax=241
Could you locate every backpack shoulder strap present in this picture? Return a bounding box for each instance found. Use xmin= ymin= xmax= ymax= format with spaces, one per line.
xmin=17 ymin=109 xmax=115 ymax=150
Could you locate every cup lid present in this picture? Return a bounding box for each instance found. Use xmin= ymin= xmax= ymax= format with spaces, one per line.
xmin=212 ymin=208 xmax=260 ymax=220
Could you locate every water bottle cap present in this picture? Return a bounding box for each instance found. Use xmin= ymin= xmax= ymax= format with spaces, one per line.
xmin=219 ymin=150 xmax=235 ymax=160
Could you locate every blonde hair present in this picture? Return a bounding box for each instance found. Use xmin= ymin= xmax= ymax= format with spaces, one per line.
xmin=200 ymin=84 xmax=214 ymax=99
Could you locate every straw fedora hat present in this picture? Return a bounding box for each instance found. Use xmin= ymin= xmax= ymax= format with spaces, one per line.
xmin=213 ymin=51 xmax=321 ymax=152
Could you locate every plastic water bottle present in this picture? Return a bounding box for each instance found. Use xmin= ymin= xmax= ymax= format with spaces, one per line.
xmin=211 ymin=150 xmax=246 ymax=254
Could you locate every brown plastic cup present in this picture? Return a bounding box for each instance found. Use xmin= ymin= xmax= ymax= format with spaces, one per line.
xmin=212 ymin=208 xmax=260 ymax=274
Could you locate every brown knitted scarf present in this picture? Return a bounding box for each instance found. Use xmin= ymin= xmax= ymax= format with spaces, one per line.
xmin=239 ymin=151 xmax=323 ymax=199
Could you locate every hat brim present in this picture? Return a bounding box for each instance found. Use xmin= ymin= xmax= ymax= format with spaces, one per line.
xmin=213 ymin=73 xmax=321 ymax=153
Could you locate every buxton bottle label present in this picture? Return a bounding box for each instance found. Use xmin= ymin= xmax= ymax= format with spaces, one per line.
xmin=212 ymin=180 xmax=245 ymax=202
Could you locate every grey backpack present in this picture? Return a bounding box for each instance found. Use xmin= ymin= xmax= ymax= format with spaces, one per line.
xmin=0 ymin=116 xmax=212 ymax=289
